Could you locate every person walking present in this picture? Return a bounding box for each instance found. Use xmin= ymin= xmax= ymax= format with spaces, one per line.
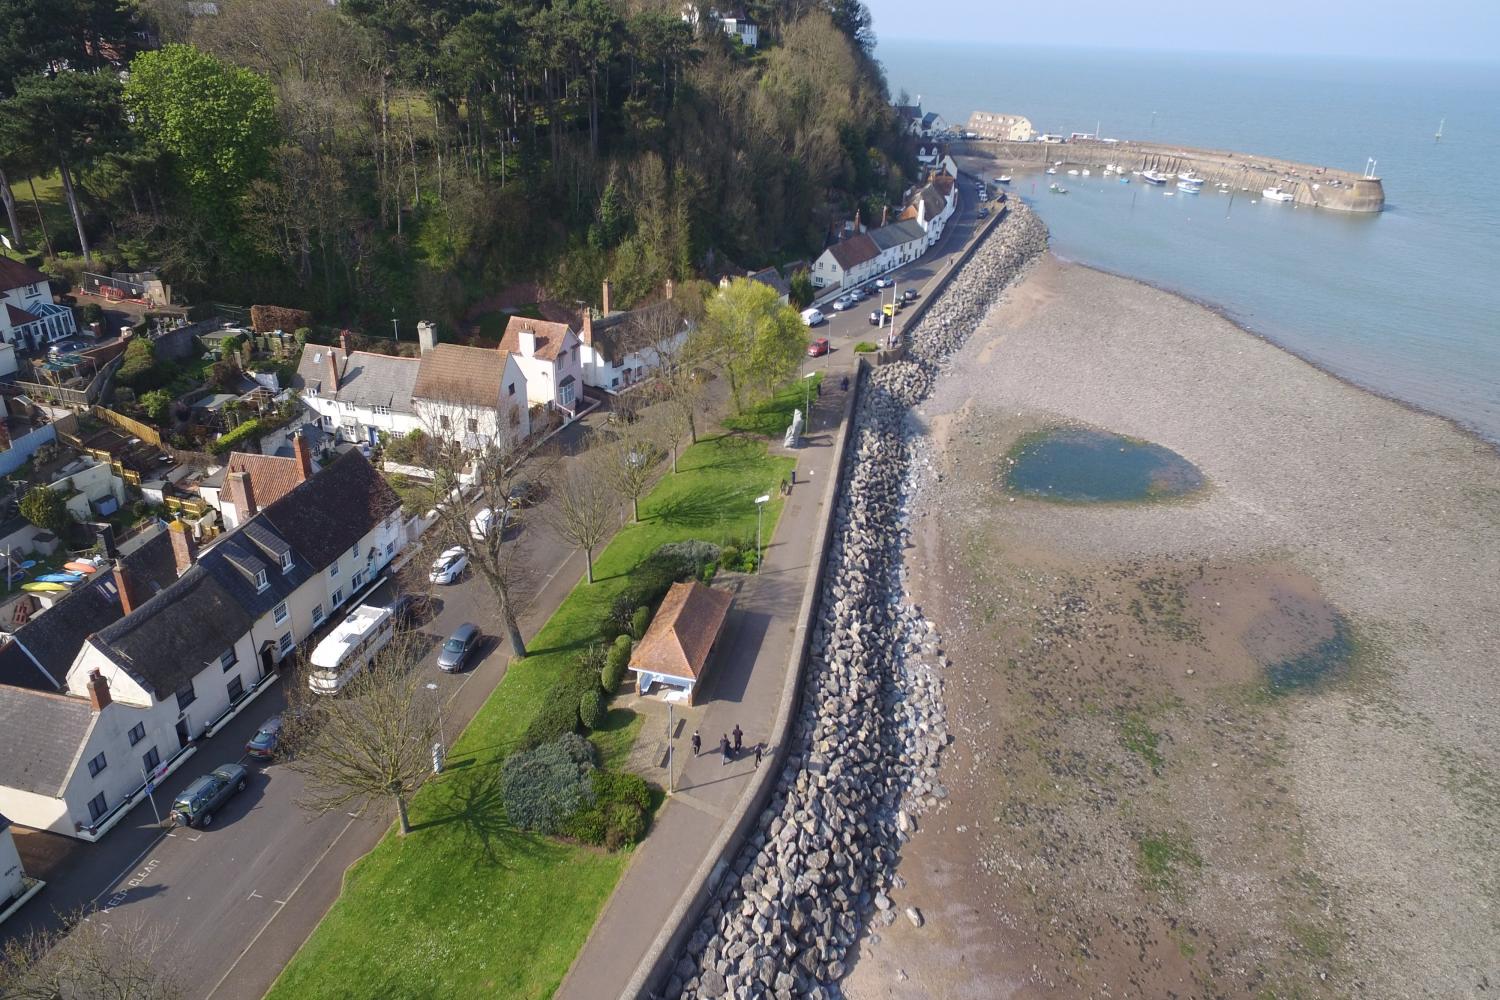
xmin=754 ymin=743 xmax=764 ymax=768
xmin=841 ymin=374 xmax=850 ymax=392
xmin=732 ymin=725 xmax=743 ymax=754
xmin=691 ymin=729 xmax=701 ymax=756
xmin=719 ymin=734 xmax=731 ymax=766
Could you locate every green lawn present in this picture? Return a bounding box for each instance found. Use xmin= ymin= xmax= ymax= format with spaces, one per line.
xmin=266 ymin=427 xmax=793 ymax=1000
xmin=1 ymin=171 xmax=73 ymax=261
xmin=722 ymin=371 xmax=823 ymax=438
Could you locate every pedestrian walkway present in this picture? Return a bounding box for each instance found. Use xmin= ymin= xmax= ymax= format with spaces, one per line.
xmin=554 ymin=371 xmax=857 ymax=1000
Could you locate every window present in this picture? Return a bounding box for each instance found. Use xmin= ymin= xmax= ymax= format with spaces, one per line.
xmin=349 ymin=543 xmax=359 ymax=561
xmin=273 ymin=601 xmax=289 ymax=625
xmin=142 ymin=746 xmax=160 ymax=773
xmin=25 ymin=282 xmax=38 ymax=296
xmin=220 ymin=648 xmax=238 ymax=672
xmin=227 ymin=676 xmax=244 ymax=702
xmin=467 ymin=418 xmax=478 ymax=434
xmin=87 ymin=752 xmax=108 ymax=778
xmin=329 ymin=561 xmax=339 ymax=578
xmin=255 ymin=569 xmax=268 ymax=592
xmin=311 ymin=603 xmax=324 ymax=626
xmin=385 ymin=541 xmax=395 ymax=557
xmin=176 ymin=681 xmax=196 ymax=711
xmin=330 ymin=588 xmax=343 ymax=607
xmin=87 ymin=793 xmax=108 ymax=822
xmin=439 ymin=415 xmax=451 ymax=430
xmin=351 ymin=570 xmax=364 ymax=590
xmin=374 ymin=404 xmax=390 ymax=415
xmin=507 ymin=383 xmax=516 ymax=397
xmin=277 ymin=632 xmax=294 ymax=657
xmin=280 ymin=551 xmax=294 ymax=574
xmin=128 ymin=722 xmax=146 ymax=746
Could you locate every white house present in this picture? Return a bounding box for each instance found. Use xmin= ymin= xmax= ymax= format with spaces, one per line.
xmin=0 ymin=452 xmax=403 ymax=838
xmin=411 ymin=340 xmax=531 ymax=446
xmin=900 ymin=174 xmax=957 ymax=245
xmin=866 ymin=219 xmax=929 ymax=272
xmin=965 ymin=111 xmax=1035 ymax=142
xmin=719 ymin=12 xmax=758 ymax=47
xmin=295 ymin=334 xmax=423 ymax=448
xmin=579 ymin=295 xmax=692 ymax=394
xmin=0 ymin=258 xmax=74 ymax=375
xmin=498 ymin=316 xmax=586 ymax=416
xmin=810 ymin=232 xmax=881 ymax=290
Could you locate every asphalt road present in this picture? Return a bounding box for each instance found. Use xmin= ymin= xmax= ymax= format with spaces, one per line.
xmin=0 ymin=170 xmax=994 ymax=999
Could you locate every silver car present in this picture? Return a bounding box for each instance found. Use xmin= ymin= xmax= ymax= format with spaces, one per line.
xmin=438 ymin=623 xmax=481 ymax=672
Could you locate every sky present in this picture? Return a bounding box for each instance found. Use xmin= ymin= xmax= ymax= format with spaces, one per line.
xmin=862 ymin=0 xmax=1500 ymax=61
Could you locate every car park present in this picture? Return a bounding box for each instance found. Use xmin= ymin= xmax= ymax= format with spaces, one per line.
xmin=807 ymin=337 xmax=829 ymax=358
xmin=245 ymin=717 xmax=283 ymax=760
xmin=438 ymin=623 xmax=482 ymax=672
xmin=171 ymin=763 xmax=248 ymax=828
xmin=800 ymin=307 xmax=825 ymax=327
xmin=428 ymin=546 xmax=468 ymax=585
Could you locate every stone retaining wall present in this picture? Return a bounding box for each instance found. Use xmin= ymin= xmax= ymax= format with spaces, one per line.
xmin=658 ymin=204 xmax=1049 ymax=1000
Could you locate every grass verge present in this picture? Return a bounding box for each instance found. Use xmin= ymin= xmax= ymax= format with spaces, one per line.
xmin=722 ymin=371 xmax=823 ymax=438
xmin=266 ymin=426 xmax=793 ymax=999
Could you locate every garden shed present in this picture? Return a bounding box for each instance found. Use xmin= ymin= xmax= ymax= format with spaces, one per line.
xmin=628 ymin=581 xmax=733 ymax=704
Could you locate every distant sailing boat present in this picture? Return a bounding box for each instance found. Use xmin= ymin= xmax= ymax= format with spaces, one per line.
xmin=1435 ymin=117 xmax=1445 ymax=142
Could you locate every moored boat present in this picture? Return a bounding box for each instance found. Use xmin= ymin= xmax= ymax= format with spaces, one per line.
xmin=63 ymin=561 xmax=99 ymax=574
xmin=1141 ymin=170 xmax=1169 ymax=185
xmin=1177 ymin=177 xmax=1203 ymax=194
xmin=1262 ymin=186 xmax=1295 ymax=203
xmin=997 ymin=174 xmax=1012 ymax=183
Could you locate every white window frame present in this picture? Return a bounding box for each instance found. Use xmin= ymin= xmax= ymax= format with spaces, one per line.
xmin=273 ymin=601 xmax=289 ymax=625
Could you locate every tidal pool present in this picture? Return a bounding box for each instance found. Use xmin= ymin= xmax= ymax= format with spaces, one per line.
xmin=1005 ymin=428 xmax=1204 ymax=503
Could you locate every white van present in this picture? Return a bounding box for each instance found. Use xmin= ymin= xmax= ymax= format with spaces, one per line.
xmin=800 ymin=308 xmax=824 ymax=327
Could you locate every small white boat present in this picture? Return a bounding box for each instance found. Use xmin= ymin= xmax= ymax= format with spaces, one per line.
xmin=1081 ymin=168 xmax=1091 ymax=176
xmin=1177 ymin=177 xmax=1203 ymax=194
xmin=997 ymin=175 xmax=1012 ymax=184
xmin=1163 ymin=191 xmax=1175 ymax=197
xmin=1176 ymin=170 xmax=1203 ymax=182
xmin=1045 ymin=167 xmax=1057 ymax=175
xmin=1067 ymin=169 xmax=1079 ymax=176
xmin=1262 ymin=186 xmax=1295 ymax=203
xmin=1141 ymin=170 xmax=1169 ymax=185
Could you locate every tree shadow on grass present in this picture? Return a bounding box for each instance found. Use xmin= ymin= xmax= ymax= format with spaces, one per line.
xmin=519 ymin=632 xmax=602 ymax=659
xmin=410 ymin=764 xmax=557 ymax=869
xmin=644 ymin=485 xmax=745 ymax=527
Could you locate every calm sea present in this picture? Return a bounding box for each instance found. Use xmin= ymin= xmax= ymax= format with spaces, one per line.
xmin=876 ymin=42 xmax=1500 ymax=442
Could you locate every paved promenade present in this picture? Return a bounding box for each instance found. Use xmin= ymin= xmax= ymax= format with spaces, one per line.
xmin=555 ymin=373 xmax=856 ymax=1000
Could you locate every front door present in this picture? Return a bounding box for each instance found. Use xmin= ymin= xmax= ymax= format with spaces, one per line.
xmin=175 ymin=716 xmax=191 ymax=748
xmin=261 ymin=643 xmax=276 ymax=677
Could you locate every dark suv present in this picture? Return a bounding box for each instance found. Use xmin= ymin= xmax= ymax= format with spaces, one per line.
xmin=171 ymin=763 xmax=248 ymax=828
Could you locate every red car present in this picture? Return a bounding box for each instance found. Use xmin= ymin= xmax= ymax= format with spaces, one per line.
xmin=806 ymin=338 xmax=829 ymax=357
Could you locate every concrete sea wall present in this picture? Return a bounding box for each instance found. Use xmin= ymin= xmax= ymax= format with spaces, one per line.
xmin=963 ymin=138 xmax=1385 ymax=213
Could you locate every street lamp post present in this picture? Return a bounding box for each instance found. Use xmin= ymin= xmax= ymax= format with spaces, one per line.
xmin=754 ymin=494 xmax=770 ymax=573
xmin=390 ymin=308 xmax=400 ymax=343
xmin=802 ymin=371 xmax=817 ymax=435
xmin=426 ymin=681 xmax=444 ymax=748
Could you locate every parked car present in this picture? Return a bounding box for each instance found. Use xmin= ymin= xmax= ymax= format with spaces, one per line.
xmin=438 ymin=623 xmax=482 ymax=673
xmin=469 ymin=507 xmax=498 ymax=540
xmin=429 ymin=546 xmax=468 ymax=585
xmin=171 ymin=763 xmax=248 ymax=828
xmin=830 ymin=296 xmax=854 ymax=312
xmin=245 ymin=717 xmax=283 ymax=761
xmin=799 ymin=307 xmax=825 ymax=327
xmin=901 ymin=289 xmax=918 ymax=304
xmin=873 ymin=277 xmax=893 ymax=289
xmin=807 ymin=337 xmax=829 ymax=358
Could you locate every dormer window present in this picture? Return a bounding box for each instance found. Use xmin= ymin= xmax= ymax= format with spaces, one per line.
xmin=280 ymin=551 xmax=294 ymax=574
xmin=255 ymin=569 xmax=268 ymax=591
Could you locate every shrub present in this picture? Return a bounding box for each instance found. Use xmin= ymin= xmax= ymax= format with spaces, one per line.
xmin=579 ymin=687 xmax=607 ymax=730
xmin=81 ymin=302 xmax=104 ymax=326
xmin=500 ymin=733 xmax=598 ymax=835
xmin=604 ymin=594 xmax=636 ymax=641
xmin=625 ymin=541 xmax=721 ymax=611
xmin=629 ymin=604 xmax=652 ymax=641
xmin=211 ymin=418 xmax=265 ymax=454
xmin=141 ymin=389 xmax=173 ymax=423
xmin=20 ymin=485 xmax=68 ymax=534
xmin=720 ymin=545 xmax=740 ymax=569
xmin=562 ymin=769 xmax=652 ymax=849
xmin=602 ymin=636 xmax=632 ymax=694
xmin=116 ymin=337 xmax=159 ymax=388
xmin=520 ymin=692 xmax=581 ymax=751
xmin=854 ymin=341 xmax=878 ymax=353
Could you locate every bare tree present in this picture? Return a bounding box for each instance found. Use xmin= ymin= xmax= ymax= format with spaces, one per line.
xmin=281 ymin=629 xmax=439 ymax=836
xmin=412 ymin=410 xmax=552 ymax=658
xmin=604 ymin=416 xmax=665 ymax=523
xmin=545 ymin=452 xmax=619 ymax=584
xmin=0 ymin=907 xmax=186 ymax=1000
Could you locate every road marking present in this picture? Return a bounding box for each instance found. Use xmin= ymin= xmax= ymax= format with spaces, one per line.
xmin=248 ymin=890 xmax=263 ymax=900
xmin=90 ymin=838 xmax=168 ymax=906
xmin=206 ymin=808 xmax=365 ymax=999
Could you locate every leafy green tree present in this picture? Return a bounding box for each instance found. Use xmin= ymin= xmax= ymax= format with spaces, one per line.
xmin=116 ymin=337 xmax=157 ymax=388
xmin=701 ymin=278 xmax=806 ymax=412
xmin=20 ymin=486 xmax=68 ymax=535
xmin=123 ymin=45 xmax=278 ymax=212
xmin=141 ymin=389 xmax=173 ymax=423
xmin=788 ymin=268 xmax=814 ymax=308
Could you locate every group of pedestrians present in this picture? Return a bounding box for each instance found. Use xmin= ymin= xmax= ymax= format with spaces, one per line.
xmin=690 ymin=725 xmax=763 ymax=768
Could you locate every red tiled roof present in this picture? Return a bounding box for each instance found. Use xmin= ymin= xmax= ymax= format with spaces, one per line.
xmin=826 ymin=233 xmax=880 ymax=272
xmin=412 ymin=343 xmax=515 ymax=407
xmin=499 ymin=316 xmax=573 ymax=362
xmin=628 ymin=581 xmax=734 ymax=682
xmin=6 ymin=303 xmax=42 ymax=326
xmin=0 ymin=257 xmax=48 ymax=291
xmin=226 ymin=453 xmax=305 ymax=509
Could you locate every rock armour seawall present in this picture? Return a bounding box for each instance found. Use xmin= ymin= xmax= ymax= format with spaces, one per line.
xmin=662 ymin=204 xmax=1050 ymax=1000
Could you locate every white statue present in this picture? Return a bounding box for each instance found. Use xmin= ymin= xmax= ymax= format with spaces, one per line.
xmin=783 ymin=407 xmax=804 ymax=448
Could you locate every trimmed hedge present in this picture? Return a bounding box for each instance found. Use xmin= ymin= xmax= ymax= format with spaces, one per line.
xmin=629 ymin=605 xmax=651 ymax=640
xmin=520 ymin=644 xmax=609 ymax=750
xmin=562 ymin=769 xmax=652 ymax=849
xmin=602 ymin=636 xmax=632 ymax=695
xmin=500 ymin=734 xmax=598 ymax=835
xmin=579 ymin=687 xmax=607 ymax=730
xmin=211 ymin=417 xmax=266 ymax=454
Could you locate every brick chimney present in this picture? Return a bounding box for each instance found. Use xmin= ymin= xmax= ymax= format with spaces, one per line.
xmin=881 ymin=205 xmax=888 ymax=227
xmin=169 ymin=518 xmax=197 ymax=576
xmin=601 ymin=279 xmax=613 ymax=316
xmin=293 ymin=430 xmax=314 ymax=482
xmin=326 ymin=347 xmax=340 ymax=393
xmin=417 ymin=320 xmax=437 ymax=354
xmin=226 ymin=470 xmax=257 ymax=520
xmin=340 ymin=329 xmax=351 ymax=356
xmin=580 ymin=310 xmax=593 ymax=347
xmin=114 ymin=559 xmax=141 ymax=615
xmin=86 ymin=670 xmax=111 ymax=711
